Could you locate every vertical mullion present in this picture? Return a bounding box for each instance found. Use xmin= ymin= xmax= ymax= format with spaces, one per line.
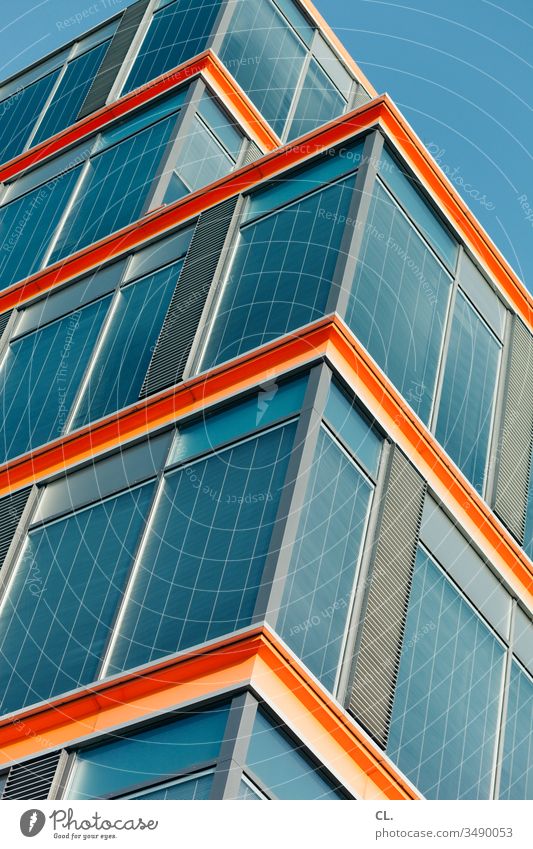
xmin=106 ymin=0 xmax=159 ymax=103
xmin=492 ymin=601 xmax=517 ymax=800
xmin=428 ymin=246 xmax=462 ymax=433
xmin=24 ymin=45 xmax=76 ymax=151
xmin=325 ymin=129 xmax=383 ymax=318
xmin=207 ymin=0 xmax=239 ymax=55
xmin=252 ymin=362 xmax=332 ymax=627
xmin=280 ymin=39 xmax=314 ymax=143
xmin=209 ymin=691 xmax=258 ymax=799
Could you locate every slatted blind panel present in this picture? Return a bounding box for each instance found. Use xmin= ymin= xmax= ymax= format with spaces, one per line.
xmin=241 ymin=141 xmax=262 ymax=166
xmin=348 ymin=447 xmax=425 ymax=747
xmin=352 ymin=84 xmax=372 ymax=109
xmin=77 ymin=0 xmax=151 ymax=119
xmin=140 ymin=195 xmax=239 ymax=397
xmin=0 ymin=487 xmax=31 ymax=574
xmin=0 ymin=309 xmax=12 ymax=342
xmin=494 ymin=316 xmax=533 ymax=542
xmin=2 ymin=751 xmax=61 ymax=800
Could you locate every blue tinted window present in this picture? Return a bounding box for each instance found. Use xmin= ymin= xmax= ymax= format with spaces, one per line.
xmin=0 ymin=296 xmax=111 ymax=463
xmin=107 ymin=422 xmax=296 ymax=672
xmin=198 ymin=93 xmax=243 ymax=160
xmin=0 ymin=69 xmax=60 ymax=163
xmin=435 ymin=292 xmax=500 ymax=493
xmin=287 ymin=59 xmax=346 ymax=141
xmin=388 ymin=548 xmax=505 ymax=799
xmin=124 ymin=0 xmax=222 ymax=94
xmin=70 ymin=261 xmax=183 ymax=428
xmin=0 ymin=484 xmax=155 ymax=717
xmin=0 ymin=165 xmax=82 ymax=291
xmin=50 ymin=113 xmax=177 ymax=262
xmin=499 ymin=661 xmax=533 ymax=799
xmin=220 ymin=0 xmax=307 ymax=137
xmin=32 ymin=41 xmax=110 ymax=145
xmin=324 ymin=381 xmax=382 ymax=476
xmin=170 ymin=373 xmax=307 ymax=464
xmin=379 ymin=150 xmax=458 ymax=270
xmin=126 ymin=771 xmax=214 ymax=799
xmin=278 ymin=427 xmax=374 ymax=691
xmin=201 ymin=175 xmax=356 ymax=369
xmin=69 ymin=703 xmax=229 ymax=799
xmin=164 ymin=116 xmax=237 ymax=202
xmin=247 ymin=710 xmax=346 ymax=799
xmin=346 ymin=181 xmax=452 ymax=424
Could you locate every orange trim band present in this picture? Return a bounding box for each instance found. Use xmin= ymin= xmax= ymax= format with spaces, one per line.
xmin=0 ymin=50 xmax=278 ymax=184
xmin=0 ymin=626 xmax=418 ymax=800
xmin=0 ymin=316 xmax=531 ymax=605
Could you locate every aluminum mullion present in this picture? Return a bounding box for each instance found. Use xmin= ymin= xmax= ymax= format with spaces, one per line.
xmin=492 ymin=601 xmax=517 ymax=800
xmin=209 ymin=691 xmax=258 ymax=799
xmin=106 ymin=0 xmax=159 ymax=104
xmin=24 ymin=44 xmax=77 ymax=152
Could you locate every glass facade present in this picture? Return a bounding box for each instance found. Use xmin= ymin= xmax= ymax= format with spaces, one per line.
xmin=499 ymin=661 xmax=533 ymax=800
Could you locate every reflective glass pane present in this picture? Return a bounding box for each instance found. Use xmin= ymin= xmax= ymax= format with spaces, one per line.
xmin=379 ymin=149 xmax=458 ymax=270
xmin=0 ymin=165 xmax=83 ymax=291
xmin=0 ymin=296 xmax=111 ymax=463
xmin=220 ymin=0 xmax=307 ymax=137
xmin=0 ymin=69 xmax=60 ymax=163
xmin=32 ymin=40 xmax=110 ymax=145
xmin=201 ymin=175 xmax=356 ymax=369
xmin=124 ymin=0 xmax=222 ymax=94
xmin=164 ymin=117 xmax=236 ymax=200
xmin=126 ymin=771 xmax=214 ymax=799
xmin=324 ymin=381 xmax=382 ymax=476
xmin=247 ymin=710 xmax=346 ymax=799
xmin=388 ymin=548 xmax=505 ymax=799
xmin=435 ymin=292 xmax=500 ymax=493
xmin=69 ymin=703 xmax=229 ymax=799
xmin=198 ymin=93 xmax=243 ymax=160
xmin=107 ymin=422 xmax=296 ymax=672
xmin=50 ymin=113 xmax=177 ymax=262
xmin=278 ymin=427 xmax=373 ymax=691
xmin=346 ymin=181 xmax=452 ymax=424
xmin=0 ymin=484 xmax=155 ymax=717
xmin=499 ymin=661 xmax=533 ymax=799
xmin=287 ymin=59 xmax=346 ymax=141
xmin=170 ymin=373 xmax=307 ymax=464
xmin=70 ymin=260 xmax=182 ymax=428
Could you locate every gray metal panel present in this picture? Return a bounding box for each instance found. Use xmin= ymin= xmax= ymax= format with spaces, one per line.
xmin=0 ymin=309 xmax=11 ymax=342
xmin=2 ymin=751 xmax=61 ymax=800
xmin=0 ymin=488 xmax=31 ymax=573
xmin=493 ymin=315 xmax=533 ymax=542
xmin=140 ymin=195 xmax=239 ymax=397
xmin=77 ymin=0 xmax=150 ymax=120
xmin=348 ymin=447 xmax=425 ymax=747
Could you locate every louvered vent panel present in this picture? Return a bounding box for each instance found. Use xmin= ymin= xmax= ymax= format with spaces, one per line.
xmin=0 ymin=309 xmax=11 ymax=341
xmin=352 ymin=84 xmax=372 ymax=109
xmin=494 ymin=316 xmax=533 ymax=542
xmin=241 ymin=141 xmax=262 ymax=165
xmin=2 ymin=751 xmax=61 ymax=800
xmin=140 ymin=195 xmax=238 ymax=397
xmin=348 ymin=447 xmax=425 ymax=747
xmin=0 ymin=487 xmax=31 ymax=573
xmin=77 ymin=0 xmax=151 ymax=119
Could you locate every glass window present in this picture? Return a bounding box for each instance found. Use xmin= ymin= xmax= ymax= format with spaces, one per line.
xmin=163 ymin=115 xmax=238 ymax=202
xmin=70 ymin=260 xmax=183 ymax=428
xmin=201 ymin=172 xmax=357 ymax=369
xmin=237 ymin=776 xmax=265 ymax=799
xmin=0 ymin=295 xmax=111 ymax=463
xmin=169 ymin=373 xmax=307 ymax=465
xmin=123 ymin=0 xmax=222 ymax=94
xmin=499 ymin=661 xmax=533 ymax=800
xmin=246 ymin=710 xmax=347 ymax=799
xmin=0 ymin=483 xmax=155 ymax=717
xmin=198 ymin=93 xmax=243 ymax=160
xmin=220 ymin=0 xmax=307 ymax=137
xmin=0 ymin=165 xmax=83 ymax=291
xmin=277 ymin=426 xmax=374 ymax=691
xmin=287 ymin=58 xmax=346 ymax=141
xmin=324 ymin=381 xmax=382 ymax=477
xmin=435 ymin=292 xmax=500 ymax=493
xmin=49 ymin=111 xmax=179 ymax=263
xmin=68 ymin=702 xmax=230 ymax=799
xmin=107 ymin=421 xmax=296 ymax=672
xmin=32 ymin=40 xmax=110 ymax=146
xmin=379 ymin=149 xmax=458 ymax=270
xmin=124 ymin=771 xmax=214 ymax=799
xmin=387 ymin=547 xmax=505 ymax=799
xmin=346 ymin=181 xmax=452 ymax=424
xmin=0 ymin=69 xmax=60 ymax=163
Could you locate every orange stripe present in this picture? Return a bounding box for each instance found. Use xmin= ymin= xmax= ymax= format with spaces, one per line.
xmin=0 ymin=316 xmax=531 ymax=605
xmin=0 ymin=51 xmax=278 ymax=183
xmin=0 ymin=627 xmax=419 ymax=800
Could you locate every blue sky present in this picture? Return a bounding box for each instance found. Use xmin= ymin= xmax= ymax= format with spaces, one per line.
xmin=1 ymin=0 xmax=532 ymax=288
